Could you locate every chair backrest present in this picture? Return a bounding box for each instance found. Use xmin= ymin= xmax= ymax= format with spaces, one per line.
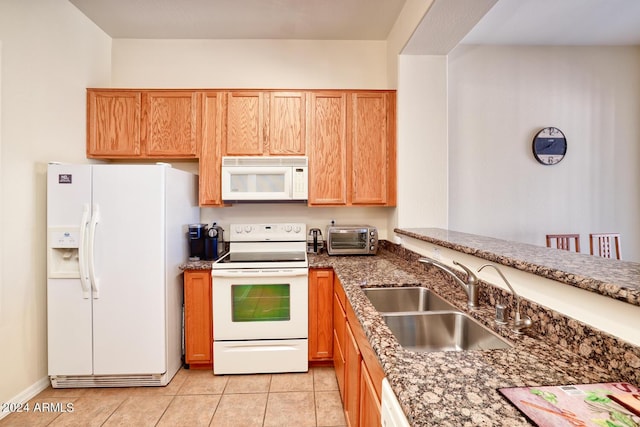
xmin=546 ymin=234 xmax=580 ymax=253
xmin=589 ymin=233 xmax=621 ymax=259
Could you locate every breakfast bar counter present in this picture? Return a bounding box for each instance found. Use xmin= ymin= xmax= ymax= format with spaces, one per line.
xmin=395 ymin=228 xmax=640 ymax=307
xmin=309 ymin=240 xmax=640 ymax=426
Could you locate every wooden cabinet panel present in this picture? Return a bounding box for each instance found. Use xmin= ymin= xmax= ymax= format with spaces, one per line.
xmin=308 ymin=90 xmax=396 ymax=207
xmin=308 ymin=269 xmax=334 ymax=361
xmin=268 ymin=92 xmax=306 ymax=155
xmin=334 ymin=274 xmax=383 ymax=425
xmin=346 ymin=292 xmax=385 ymax=403
xmin=359 ymin=360 xmax=381 ymax=427
xmin=333 ymin=329 xmax=346 ymax=400
xmin=350 ymin=92 xmax=392 ymax=205
xmin=87 ymin=89 xmax=200 ymax=159
xmin=345 ymin=322 xmax=362 ymax=427
xmin=87 ymin=90 xmax=141 ymax=158
xmin=143 ymin=91 xmax=199 ymax=157
xmin=183 ymin=270 xmax=213 ymax=369
xmin=225 ymin=91 xmax=265 ymax=155
xmin=333 ymin=292 xmax=347 ymax=399
xmin=308 ymin=92 xmax=348 ymax=205
xmin=199 ymin=92 xmax=225 ymax=206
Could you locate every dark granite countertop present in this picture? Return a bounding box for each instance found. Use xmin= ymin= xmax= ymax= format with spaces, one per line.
xmin=179 ymin=259 xmax=214 ymax=270
xmin=309 ymin=248 xmax=637 ymax=427
xmin=179 ymin=240 xmax=639 ymax=426
xmin=395 ymin=228 xmax=640 ymax=307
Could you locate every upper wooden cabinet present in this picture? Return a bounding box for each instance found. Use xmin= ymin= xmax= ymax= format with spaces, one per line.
xmin=308 ymin=91 xmax=396 ymax=206
xmin=86 ymin=88 xmax=395 ymax=208
xmin=350 ymin=92 xmax=396 ymax=206
xmin=224 ymin=91 xmax=265 ymax=155
xmin=87 ymin=89 xmax=199 ymax=159
xmin=143 ymin=91 xmax=199 ymax=157
xmin=308 ymin=92 xmax=348 ymax=205
xmin=199 ymin=92 xmax=225 ymax=206
xmin=224 ymin=91 xmax=307 ymax=156
xmin=268 ymin=92 xmax=306 ymax=155
xmin=87 ymin=90 xmax=142 ymax=157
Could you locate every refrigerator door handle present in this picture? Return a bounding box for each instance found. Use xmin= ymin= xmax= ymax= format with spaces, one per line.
xmin=78 ymin=204 xmax=91 ymax=299
xmin=88 ymin=204 xmax=100 ymax=299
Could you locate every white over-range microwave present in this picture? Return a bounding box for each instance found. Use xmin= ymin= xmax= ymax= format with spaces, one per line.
xmin=221 ymin=156 xmax=308 ymax=202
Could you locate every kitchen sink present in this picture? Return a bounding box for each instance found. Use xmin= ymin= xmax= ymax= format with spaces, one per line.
xmin=362 ymin=287 xmax=458 ymax=313
xmin=382 ymin=312 xmax=513 ymax=352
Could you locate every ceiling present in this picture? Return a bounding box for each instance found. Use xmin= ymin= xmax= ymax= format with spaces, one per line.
xmin=461 ymin=0 xmax=640 ymax=46
xmin=69 ymin=0 xmax=640 ymax=50
xmin=67 ymin=0 xmax=407 ymax=40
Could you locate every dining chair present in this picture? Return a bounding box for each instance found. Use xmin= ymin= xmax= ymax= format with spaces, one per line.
xmin=546 ymin=234 xmax=580 ymax=253
xmin=589 ymin=233 xmax=621 ymax=259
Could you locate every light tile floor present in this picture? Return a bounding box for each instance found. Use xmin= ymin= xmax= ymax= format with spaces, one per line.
xmin=0 ymin=366 xmax=346 ymax=427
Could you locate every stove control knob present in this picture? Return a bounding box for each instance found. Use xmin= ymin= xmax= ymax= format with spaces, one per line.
xmin=244 ymin=225 xmax=253 ymax=233
xmin=284 ymin=225 xmax=292 ymax=232
xmin=235 ymin=226 xmax=243 ymax=233
xmin=293 ymin=225 xmax=301 ymax=233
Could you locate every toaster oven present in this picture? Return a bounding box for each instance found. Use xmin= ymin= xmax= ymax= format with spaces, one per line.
xmin=326 ymin=225 xmax=378 ymax=255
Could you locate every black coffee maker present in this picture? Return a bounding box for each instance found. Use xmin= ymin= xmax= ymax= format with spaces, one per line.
xmin=204 ymin=223 xmax=225 ymax=260
xmin=188 ymin=223 xmax=207 ymax=260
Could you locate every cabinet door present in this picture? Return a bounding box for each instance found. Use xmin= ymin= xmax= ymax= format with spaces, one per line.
xmin=345 ymin=322 xmax=362 ymax=427
xmin=268 ymin=92 xmax=306 ymax=155
xmin=184 ymin=270 xmax=213 ymax=368
xmin=199 ymin=92 xmax=225 ymax=206
xmin=350 ymin=92 xmax=391 ymax=205
xmin=359 ymin=361 xmax=381 ymax=427
xmin=333 ymin=292 xmax=347 ymax=399
xmin=143 ymin=91 xmax=199 ymax=157
xmin=225 ymin=91 xmax=265 ymax=155
xmin=308 ymin=92 xmax=348 ymax=205
xmin=308 ymin=269 xmax=334 ymax=361
xmin=87 ymin=90 xmax=141 ymax=158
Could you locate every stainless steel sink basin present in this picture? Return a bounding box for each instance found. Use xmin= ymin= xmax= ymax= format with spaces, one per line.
xmin=362 ymin=287 xmax=458 ymax=313
xmin=383 ymin=312 xmax=513 ymax=352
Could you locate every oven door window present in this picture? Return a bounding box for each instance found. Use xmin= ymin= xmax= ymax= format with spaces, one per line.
xmin=331 ymin=232 xmax=367 ymax=250
xmin=231 ymin=284 xmax=290 ymax=322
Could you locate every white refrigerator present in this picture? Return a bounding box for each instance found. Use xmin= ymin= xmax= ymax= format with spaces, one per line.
xmin=46 ymin=163 xmax=198 ymax=388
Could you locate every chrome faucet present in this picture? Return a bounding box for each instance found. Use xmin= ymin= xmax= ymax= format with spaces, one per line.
xmin=419 ymin=257 xmax=479 ymax=308
xmin=477 ymin=264 xmax=532 ymax=334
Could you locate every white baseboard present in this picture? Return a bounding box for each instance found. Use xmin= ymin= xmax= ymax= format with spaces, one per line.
xmin=0 ymin=376 xmax=50 ymax=420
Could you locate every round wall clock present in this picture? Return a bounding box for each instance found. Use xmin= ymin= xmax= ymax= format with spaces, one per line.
xmin=532 ymin=127 xmax=567 ymax=165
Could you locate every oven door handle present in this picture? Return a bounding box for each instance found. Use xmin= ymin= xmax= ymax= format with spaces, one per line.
xmin=211 ymin=269 xmax=308 ymax=278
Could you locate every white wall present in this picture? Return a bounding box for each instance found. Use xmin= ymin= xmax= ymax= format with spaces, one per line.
xmin=448 ymin=45 xmax=640 ymax=261
xmin=112 ymin=39 xmax=388 ymax=89
xmin=385 ymin=0 xmax=435 ymax=86
xmin=395 ymin=55 xmax=448 ymax=231
xmin=0 ymin=0 xmax=111 ymax=406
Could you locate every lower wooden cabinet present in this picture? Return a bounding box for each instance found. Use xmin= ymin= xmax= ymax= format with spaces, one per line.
xmin=345 ymin=322 xmax=362 ymax=427
xmin=359 ymin=360 xmax=382 ymax=427
xmin=183 ymin=270 xmax=213 ymax=369
xmin=333 ymin=276 xmax=384 ymax=426
xmin=309 ymin=269 xmax=334 ymax=361
xmin=333 ymin=291 xmax=347 ymax=396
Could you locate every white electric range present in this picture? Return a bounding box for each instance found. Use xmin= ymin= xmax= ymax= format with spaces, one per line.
xmin=211 ymin=223 xmax=309 ymax=375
